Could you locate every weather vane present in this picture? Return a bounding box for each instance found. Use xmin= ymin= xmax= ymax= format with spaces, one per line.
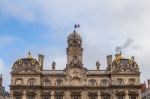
xmin=27 ymin=50 xmax=32 ymax=59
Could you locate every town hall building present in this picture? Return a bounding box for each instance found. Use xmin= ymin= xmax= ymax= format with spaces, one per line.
xmin=10 ymin=29 xmax=141 ymax=99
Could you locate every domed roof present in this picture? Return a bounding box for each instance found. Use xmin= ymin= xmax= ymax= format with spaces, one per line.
xmin=68 ymin=30 xmax=81 ymax=41
xmin=112 ymin=54 xmax=136 ymax=65
xmin=13 ymin=58 xmax=39 ymax=66
xmin=111 ymin=54 xmax=139 ymax=72
xmin=113 ymin=58 xmax=135 ymax=65
xmin=12 ymin=52 xmax=39 ymax=70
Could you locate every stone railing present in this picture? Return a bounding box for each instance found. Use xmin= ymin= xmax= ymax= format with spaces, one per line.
xmin=42 ymin=70 xmax=64 ymax=74
xmin=87 ymin=70 xmax=109 ymax=74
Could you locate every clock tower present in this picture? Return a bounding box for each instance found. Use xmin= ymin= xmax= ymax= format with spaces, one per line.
xmin=66 ymin=30 xmax=83 ymax=67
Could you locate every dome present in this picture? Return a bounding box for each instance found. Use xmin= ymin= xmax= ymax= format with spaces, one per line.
xmin=68 ymin=30 xmax=81 ymax=41
xmin=11 ymin=52 xmax=41 ymax=74
xmin=112 ymin=58 xmax=135 ymax=65
xmin=111 ymin=58 xmax=139 ymax=72
xmin=13 ymin=58 xmax=39 ymax=67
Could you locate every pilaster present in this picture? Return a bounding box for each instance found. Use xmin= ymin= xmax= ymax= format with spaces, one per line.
xmin=22 ymin=90 xmax=26 ymax=99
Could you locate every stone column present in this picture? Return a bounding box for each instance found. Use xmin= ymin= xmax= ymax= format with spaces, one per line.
xmin=111 ymin=90 xmax=115 ymax=99
xmin=51 ymin=91 xmax=55 ymax=99
xmin=65 ymin=91 xmax=70 ymax=99
xmin=98 ymin=91 xmax=101 ymax=99
xmin=36 ymin=91 xmax=41 ymax=99
xmin=125 ymin=90 xmax=129 ymax=99
xmin=81 ymin=91 xmax=87 ymax=99
xmin=138 ymin=90 xmax=141 ymax=99
xmin=22 ymin=91 xmax=26 ymax=99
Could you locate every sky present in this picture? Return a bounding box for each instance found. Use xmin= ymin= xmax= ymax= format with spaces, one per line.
xmin=0 ymin=0 xmax=150 ymax=91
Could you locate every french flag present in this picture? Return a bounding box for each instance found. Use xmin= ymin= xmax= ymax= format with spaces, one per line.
xmin=74 ymin=24 xmax=80 ymax=28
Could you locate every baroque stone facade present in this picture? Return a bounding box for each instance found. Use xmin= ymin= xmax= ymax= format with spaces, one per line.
xmin=10 ymin=30 xmax=141 ymax=99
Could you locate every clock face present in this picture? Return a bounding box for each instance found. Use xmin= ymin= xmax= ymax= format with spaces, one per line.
xmin=69 ymin=40 xmax=81 ymax=47
xmin=73 ymin=59 xmax=79 ymax=64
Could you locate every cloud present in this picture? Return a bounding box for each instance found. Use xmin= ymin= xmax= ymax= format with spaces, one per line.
xmin=0 ymin=0 xmax=150 ymax=89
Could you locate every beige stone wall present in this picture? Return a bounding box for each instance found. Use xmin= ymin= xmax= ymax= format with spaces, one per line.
xmin=12 ymin=75 xmax=41 ymax=85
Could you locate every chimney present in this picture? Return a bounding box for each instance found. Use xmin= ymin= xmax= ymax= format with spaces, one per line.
xmin=0 ymin=74 xmax=2 ymax=86
xmin=148 ymin=79 xmax=150 ymax=88
xmin=38 ymin=54 xmax=44 ymax=69
xmin=107 ymin=55 xmax=112 ymax=67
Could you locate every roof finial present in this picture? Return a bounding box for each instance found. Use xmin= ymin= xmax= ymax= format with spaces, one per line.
xmin=27 ymin=51 xmax=32 ymax=59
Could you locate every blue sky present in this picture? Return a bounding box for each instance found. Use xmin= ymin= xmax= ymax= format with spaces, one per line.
xmin=1 ymin=0 xmax=150 ymax=91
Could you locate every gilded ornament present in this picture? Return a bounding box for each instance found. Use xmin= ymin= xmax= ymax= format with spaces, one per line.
xmin=18 ymin=60 xmax=23 ymax=65
xmin=116 ymin=59 xmax=120 ymax=64
xmin=31 ymin=60 xmax=36 ymax=65
xmin=128 ymin=59 xmax=132 ymax=64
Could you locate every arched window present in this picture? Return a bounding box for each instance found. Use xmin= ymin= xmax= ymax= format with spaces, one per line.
xmin=116 ymin=78 xmax=124 ymax=85
xmin=101 ymin=79 xmax=109 ymax=86
xmin=43 ymin=79 xmax=51 ymax=86
xmin=15 ymin=78 xmax=23 ymax=85
xmin=128 ymin=78 xmax=135 ymax=85
xmin=55 ymin=79 xmax=63 ymax=86
xmin=28 ymin=78 xmax=36 ymax=85
xmin=89 ymin=79 xmax=97 ymax=86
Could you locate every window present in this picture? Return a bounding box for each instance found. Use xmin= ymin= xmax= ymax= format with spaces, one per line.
xmin=130 ymin=96 xmax=136 ymax=99
xmin=129 ymin=78 xmax=135 ymax=85
xmin=28 ymin=96 xmax=35 ymax=99
xmin=116 ymin=78 xmax=124 ymax=85
xmin=28 ymin=78 xmax=36 ymax=85
xmin=44 ymin=80 xmax=50 ymax=86
xmin=55 ymin=96 xmax=62 ymax=99
xmin=56 ymin=79 xmax=63 ymax=86
xmin=90 ymin=97 xmax=96 ymax=99
xmin=72 ymin=96 xmax=80 ymax=99
xmin=102 ymin=96 xmax=109 ymax=99
xmin=16 ymin=96 xmax=21 ymax=99
xmin=43 ymin=96 xmax=49 ymax=99
xmin=118 ymin=96 xmax=124 ymax=99
xmin=101 ymin=79 xmax=108 ymax=86
xmin=89 ymin=79 xmax=96 ymax=86
xmin=15 ymin=78 xmax=23 ymax=85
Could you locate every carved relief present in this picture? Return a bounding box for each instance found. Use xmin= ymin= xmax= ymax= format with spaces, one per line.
xmin=68 ymin=40 xmax=81 ymax=47
xmin=65 ymin=67 xmax=87 ymax=86
xmin=112 ymin=59 xmax=139 ymax=73
xmin=12 ymin=59 xmax=40 ymax=74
